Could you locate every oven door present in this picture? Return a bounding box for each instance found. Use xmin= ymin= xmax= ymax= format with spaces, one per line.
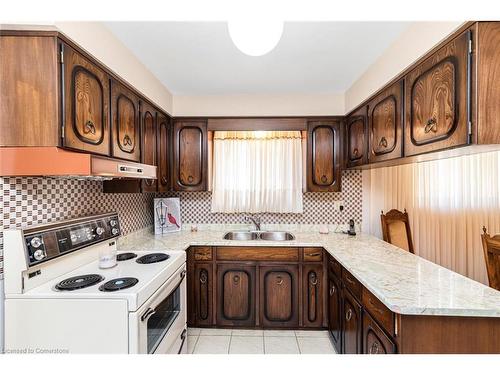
xmin=130 ymin=263 xmax=187 ymax=354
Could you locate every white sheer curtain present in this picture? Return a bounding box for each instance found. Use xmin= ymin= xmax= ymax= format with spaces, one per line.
xmin=211 ymin=131 xmax=303 ymax=213
xmin=363 ymin=151 xmax=500 ymax=285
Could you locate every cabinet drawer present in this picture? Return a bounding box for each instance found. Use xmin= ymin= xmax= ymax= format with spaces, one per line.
xmin=193 ymin=247 xmax=212 ymax=261
xmin=362 ymin=288 xmax=395 ymax=335
xmin=216 ymin=247 xmax=299 ymax=262
xmin=328 ymin=256 xmax=342 ymax=278
xmin=303 ymin=248 xmax=323 ymax=262
xmin=342 ymin=269 xmax=362 ymax=300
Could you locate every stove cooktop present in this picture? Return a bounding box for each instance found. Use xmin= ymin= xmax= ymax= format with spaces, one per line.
xmin=19 ymin=250 xmax=186 ymax=311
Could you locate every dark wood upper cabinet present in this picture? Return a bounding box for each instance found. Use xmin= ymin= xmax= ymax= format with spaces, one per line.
xmin=342 ymin=288 xmax=363 ymax=354
xmin=173 ymin=120 xmax=207 ymax=191
xmin=216 ymin=264 xmax=256 ymax=327
xmin=110 ymin=80 xmax=141 ymax=162
xmin=346 ymin=105 xmax=368 ymax=167
xmin=302 ymin=264 xmax=325 ymax=328
xmin=363 ymin=313 xmax=396 ymax=354
xmin=141 ymin=101 xmax=157 ymax=192
xmin=157 ymin=112 xmax=171 ymax=192
xmin=404 ymin=30 xmax=471 ymax=156
xmin=368 ymin=80 xmax=403 ymax=163
xmin=61 ymin=43 xmax=110 ymax=156
xmin=260 ymin=265 xmax=299 ymax=328
xmin=307 ymin=120 xmax=342 ymax=192
xmin=328 ymin=272 xmax=342 ymax=354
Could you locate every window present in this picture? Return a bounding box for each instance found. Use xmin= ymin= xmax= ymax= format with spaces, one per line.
xmin=210 ymin=131 xmax=303 ymax=213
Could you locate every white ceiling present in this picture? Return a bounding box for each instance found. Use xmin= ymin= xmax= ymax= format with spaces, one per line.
xmin=105 ymin=21 xmax=410 ymax=96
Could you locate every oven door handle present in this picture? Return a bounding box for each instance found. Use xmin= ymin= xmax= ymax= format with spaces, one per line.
xmin=141 ymin=307 xmax=157 ymax=322
xmin=177 ymin=328 xmax=188 ymax=354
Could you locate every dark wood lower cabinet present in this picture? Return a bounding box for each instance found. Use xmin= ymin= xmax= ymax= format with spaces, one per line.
xmin=216 ymin=264 xmax=256 ymax=327
xmin=342 ymin=289 xmax=363 ymax=354
xmin=363 ymin=313 xmax=396 ymax=354
xmin=327 ymin=273 xmax=342 ymax=353
xmin=260 ymin=265 xmax=299 ymax=328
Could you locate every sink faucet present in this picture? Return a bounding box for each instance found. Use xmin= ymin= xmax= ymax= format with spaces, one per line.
xmin=245 ymin=215 xmax=261 ymax=231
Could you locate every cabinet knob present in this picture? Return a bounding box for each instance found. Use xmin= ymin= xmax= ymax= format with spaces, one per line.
xmin=84 ymin=120 xmax=96 ymax=135
xmin=309 ymin=272 xmax=318 ymax=286
xmin=329 ymin=285 xmax=336 ymax=296
xmin=123 ymin=134 xmax=133 ymax=146
xmin=321 ymin=175 xmax=328 ymax=183
xmin=378 ymin=136 xmax=388 ymax=148
xmin=345 ymin=309 xmax=353 ymax=321
xmin=353 ymin=148 xmax=359 ymax=157
xmin=424 ymin=117 xmax=437 ymax=133
xmin=199 ymin=272 xmax=207 ymax=284
xmin=276 ymin=276 xmax=283 ymax=286
xmin=161 ymin=176 xmax=168 ymax=185
xmin=233 ymin=275 xmax=240 ymax=284
xmin=187 ymin=175 xmax=194 ymax=183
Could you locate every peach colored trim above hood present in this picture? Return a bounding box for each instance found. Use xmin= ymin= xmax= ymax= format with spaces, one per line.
xmin=0 ymin=147 xmax=156 ymax=179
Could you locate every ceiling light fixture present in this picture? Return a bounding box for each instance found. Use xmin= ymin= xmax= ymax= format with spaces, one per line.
xmin=227 ymin=19 xmax=284 ymax=57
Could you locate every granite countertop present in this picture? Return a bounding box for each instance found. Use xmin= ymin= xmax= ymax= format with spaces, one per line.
xmin=118 ymin=226 xmax=500 ymax=318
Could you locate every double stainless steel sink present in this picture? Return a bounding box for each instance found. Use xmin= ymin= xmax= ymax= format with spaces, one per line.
xmin=223 ymin=231 xmax=295 ymax=241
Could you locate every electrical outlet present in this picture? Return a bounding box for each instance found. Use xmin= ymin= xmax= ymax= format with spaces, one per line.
xmin=332 ymin=200 xmax=344 ymax=211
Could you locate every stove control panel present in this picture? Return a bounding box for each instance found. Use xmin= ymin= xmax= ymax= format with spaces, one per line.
xmin=24 ymin=214 xmax=121 ymax=266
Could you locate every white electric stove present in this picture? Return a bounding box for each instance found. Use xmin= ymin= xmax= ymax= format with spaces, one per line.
xmin=3 ymin=213 xmax=187 ymax=354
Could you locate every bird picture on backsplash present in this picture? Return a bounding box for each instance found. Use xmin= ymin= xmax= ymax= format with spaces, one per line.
xmin=154 ymin=198 xmax=181 ymax=235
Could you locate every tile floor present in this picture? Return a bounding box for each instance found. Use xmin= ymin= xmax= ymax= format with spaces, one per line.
xmin=187 ymin=328 xmax=337 ymax=354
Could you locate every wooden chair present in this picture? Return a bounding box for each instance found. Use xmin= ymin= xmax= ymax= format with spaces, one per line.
xmin=380 ymin=209 xmax=414 ymax=253
xmin=481 ymin=227 xmax=500 ymax=291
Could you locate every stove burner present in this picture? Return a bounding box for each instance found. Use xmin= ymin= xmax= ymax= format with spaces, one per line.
xmin=117 ymin=252 xmax=137 ymax=261
xmin=55 ymin=274 xmax=104 ymax=291
xmin=99 ymin=277 xmax=139 ymax=292
xmin=136 ymin=253 xmax=170 ymax=264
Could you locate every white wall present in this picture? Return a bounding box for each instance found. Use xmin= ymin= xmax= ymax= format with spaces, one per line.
xmin=345 ymin=21 xmax=464 ymax=113
xmin=1 ymin=22 xmax=174 ymax=114
xmin=173 ymin=93 xmax=345 ymax=117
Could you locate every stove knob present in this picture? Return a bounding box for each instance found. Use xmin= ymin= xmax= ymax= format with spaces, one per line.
xmin=30 ymin=237 xmax=42 ymax=248
xmin=95 ymin=227 xmax=105 ymax=236
xmin=33 ymin=249 xmax=46 ymax=261
xmin=111 ymin=228 xmax=119 ymax=235
xmin=110 ymin=220 xmax=117 ymax=227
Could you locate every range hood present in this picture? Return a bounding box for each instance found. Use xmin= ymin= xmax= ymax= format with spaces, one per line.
xmin=0 ymin=147 xmax=156 ymax=180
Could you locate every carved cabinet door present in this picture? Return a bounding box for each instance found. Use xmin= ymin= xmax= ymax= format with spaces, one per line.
xmin=328 ymin=273 xmax=343 ymax=353
xmin=156 ymin=112 xmax=171 ymax=192
xmin=363 ymin=313 xmax=396 ymax=354
xmin=404 ymin=30 xmax=471 ymax=156
xmin=110 ymin=80 xmax=141 ymax=162
xmin=302 ymin=264 xmax=325 ymax=328
xmin=346 ymin=105 xmax=368 ymax=167
xmin=259 ymin=265 xmax=299 ymax=328
xmin=342 ymin=289 xmax=363 ymax=354
xmin=368 ymin=81 xmax=403 ymax=163
xmin=216 ymin=264 xmax=256 ymax=327
xmin=307 ymin=120 xmax=342 ymax=192
xmin=193 ymin=263 xmax=214 ymax=326
xmin=173 ymin=120 xmax=207 ymax=191
xmin=141 ymin=101 xmax=157 ymax=191
xmin=62 ymin=43 xmax=110 ymax=155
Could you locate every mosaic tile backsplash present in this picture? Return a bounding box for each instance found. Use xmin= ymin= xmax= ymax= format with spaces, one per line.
xmin=0 ymin=170 xmax=362 ymax=277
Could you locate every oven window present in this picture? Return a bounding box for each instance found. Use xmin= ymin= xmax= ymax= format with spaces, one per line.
xmin=147 ymin=282 xmax=181 ymax=353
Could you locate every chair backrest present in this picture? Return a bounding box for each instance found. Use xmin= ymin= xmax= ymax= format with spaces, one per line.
xmin=481 ymin=227 xmax=500 ymax=291
xmin=380 ymin=209 xmax=414 ymax=253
